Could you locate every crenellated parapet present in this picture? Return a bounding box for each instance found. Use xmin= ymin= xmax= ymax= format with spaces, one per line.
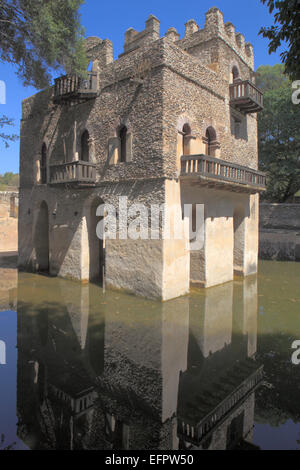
xmin=121 ymin=14 xmax=160 ymax=56
xmin=84 ymin=37 xmax=113 ymax=68
xmin=82 ymin=8 xmax=254 ymax=72
xmin=174 ymin=7 xmax=255 ymax=70
xmin=185 ymin=19 xmax=199 ymax=37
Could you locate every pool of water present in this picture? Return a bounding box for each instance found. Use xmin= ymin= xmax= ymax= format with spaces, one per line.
xmin=0 ymin=260 xmax=300 ymax=450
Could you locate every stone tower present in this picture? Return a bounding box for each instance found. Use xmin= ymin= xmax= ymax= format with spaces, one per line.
xmin=18 ymin=7 xmax=265 ymax=300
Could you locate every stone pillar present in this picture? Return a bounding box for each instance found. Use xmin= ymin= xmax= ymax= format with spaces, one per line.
xmin=205 ymin=214 xmax=234 ymax=287
xmin=243 ymin=194 xmax=259 ymax=276
xmin=105 ymin=180 xmax=190 ymax=301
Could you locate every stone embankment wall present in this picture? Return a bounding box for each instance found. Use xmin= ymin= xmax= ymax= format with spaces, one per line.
xmin=0 ymin=191 xmax=19 ymax=253
xmin=259 ymin=203 xmax=300 ymax=261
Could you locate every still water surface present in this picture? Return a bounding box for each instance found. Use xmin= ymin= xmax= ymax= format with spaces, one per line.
xmin=0 ymin=261 xmax=300 ymax=450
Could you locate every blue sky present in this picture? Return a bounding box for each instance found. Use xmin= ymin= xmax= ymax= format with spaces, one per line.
xmin=0 ymin=0 xmax=283 ymax=174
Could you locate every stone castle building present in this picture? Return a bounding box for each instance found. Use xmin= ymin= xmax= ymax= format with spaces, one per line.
xmin=18 ymin=7 xmax=265 ymax=300
xmin=17 ymin=274 xmax=262 ymax=450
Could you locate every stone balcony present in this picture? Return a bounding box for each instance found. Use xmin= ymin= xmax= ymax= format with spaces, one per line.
xmin=53 ymin=72 xmax=98 ymax=105
xmin=178 ymin=359 xmax=264 ymax=447
xmin=180 ymin=154 xmax=266 ymax=193
xmin=49 ymin=161 xmax=96 ymax=186
xmin=229 ymin=80 xmax=264 ymax=114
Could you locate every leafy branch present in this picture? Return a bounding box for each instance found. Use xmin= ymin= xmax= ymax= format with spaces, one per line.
xmin=0 ymin=115 xmax=19 ymax=148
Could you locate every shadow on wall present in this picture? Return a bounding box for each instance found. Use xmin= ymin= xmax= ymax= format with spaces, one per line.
xmin=34 ymin=201 xmax=49 ymax=273
xmin=30 ymin=196 xmax=105 ymax=286
xmin=233 ymin=206 xmax=245 ymax=273
xmin=230 ymin=111 xmax=248 ymax=142
xmin=86 ymin=197 xmax=105 ymax=285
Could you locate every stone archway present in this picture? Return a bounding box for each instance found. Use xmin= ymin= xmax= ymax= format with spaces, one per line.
xmin=35 ymin=201 xmax=49 ymax=273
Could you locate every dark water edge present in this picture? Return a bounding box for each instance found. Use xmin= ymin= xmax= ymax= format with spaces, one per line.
xmin=0 ymin=260 xmax=300 ymax=450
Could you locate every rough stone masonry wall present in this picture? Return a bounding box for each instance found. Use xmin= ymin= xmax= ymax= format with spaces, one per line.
xmin=0 ymin=191 xmax=18 ymax=253
xmin=20 ymin=40 xmax=167 ymax=188
xmin=20 ymin=33 xmax=258 ymax=188
xmin=259 ymin=203 xmax=300 ymax=261
xmin=19 ymin=7 xmax=261 ymax=299
xmin=161 ymin=40 xmax=258 ymax=174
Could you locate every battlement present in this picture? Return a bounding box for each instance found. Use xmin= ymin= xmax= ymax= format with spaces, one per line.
xmin=176 ymin=7 xmax=254 ymax=69
xmin=84 ymin=36 xmax=113 ymax=68
xmin=121 ymin=14 xmax=160 ymax=56
xmin=83 ymin=8 xmax=254 ymax=71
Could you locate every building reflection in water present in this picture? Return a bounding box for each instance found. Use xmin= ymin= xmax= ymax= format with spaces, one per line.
xmin=16 ymin=273 xmax=262 ymax=450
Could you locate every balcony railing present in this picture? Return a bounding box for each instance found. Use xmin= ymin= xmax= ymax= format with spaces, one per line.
xmin=53 ymin=72 xmax=98 ymax=104
xmin=181 ymin=154 xmax=266 ymax=191
xmin=229 ymin=80 xmax=263 ymax=113
xmin=178 ymin=361 xmax=264 ymax=446
xmin=49 ymin=161 xmax=96 ymax=185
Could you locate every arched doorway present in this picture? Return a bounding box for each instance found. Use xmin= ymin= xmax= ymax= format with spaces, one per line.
xmin=35 ymin=201 xmax=49 ymax=273
xmin=87 ymin=198 xmax=105 ymax=285
xmin=205 ymin=127 xmax=217 ymax=156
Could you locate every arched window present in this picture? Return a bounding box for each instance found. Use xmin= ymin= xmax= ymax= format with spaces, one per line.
xmin=182 ymin=123 xmax=192 ymax=156
xmin=81 ymin=130 xmax=90 ymax=162
xmin=119 ymin=126 xmax=127 ymax=163
xmin=41 ymin=143 xmax=47 ymax=184
xmin=232 ymin=66 xmax=240 ymax=82
xmin=205 ymin=127 xmax=217 ymax=157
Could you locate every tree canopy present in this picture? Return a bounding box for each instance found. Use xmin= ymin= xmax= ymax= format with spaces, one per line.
xmin=257 ymin=64 xmax=300 ymax=202
xmin=260 ymin=0 xmax=300 ymax=81
xmin=0 ymin=0 xmax=88 ymax=148
xmin=0 ymin=115 xmax=18 ymax=148
xmin=0 ymin=171 xmax=19 ymax=189
xmin=0 ymin=0 xmax=88 ymax=89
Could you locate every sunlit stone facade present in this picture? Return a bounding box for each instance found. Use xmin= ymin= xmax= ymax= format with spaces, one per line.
xmin=18 ymin=8 xmax=264 ymax=300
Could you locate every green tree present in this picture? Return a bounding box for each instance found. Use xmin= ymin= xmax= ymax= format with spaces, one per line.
xmin=256 ymin=63 xmax=290 ymax=91
xmin=257 ymin=64 xmax=300 ymax=202
xmin=0 ymin=115 xmax=18 ymax=148
xmin=259 ymin=0 xmax=300 ymax=81
xmin=0 ymin=0 xmax=88 ymax=147
xmin=0 ymin=171 xmax=19 ymax=190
